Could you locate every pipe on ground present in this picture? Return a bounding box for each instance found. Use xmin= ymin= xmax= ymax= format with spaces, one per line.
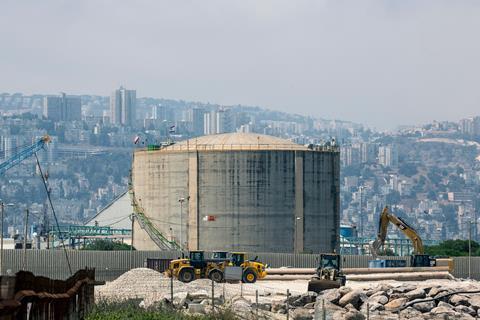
xmin=347 ymin=271 xmax=454 ymax=281
xmin=262 ymin=271 xmax=454 ymax=281
xmin=266 ymin=266 xmax=450 ymax=275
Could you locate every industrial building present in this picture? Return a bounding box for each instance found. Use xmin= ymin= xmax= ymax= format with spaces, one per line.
xmin=131 ymin=132 xmax=340 ymax=253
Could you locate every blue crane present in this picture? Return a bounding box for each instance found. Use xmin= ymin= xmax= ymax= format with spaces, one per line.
xmin=0 ymin=135 xmax=51 ymax=175
xmin=0 ymin=134 xmax=72 ymax=274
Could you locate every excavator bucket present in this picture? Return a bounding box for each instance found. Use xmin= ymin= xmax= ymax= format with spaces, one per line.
xmin=307 ymin=278 xmax=341 ymax=293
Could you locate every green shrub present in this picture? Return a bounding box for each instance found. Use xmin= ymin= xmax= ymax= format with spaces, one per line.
xmin=87 ymin=300 xmax=236 ymax=320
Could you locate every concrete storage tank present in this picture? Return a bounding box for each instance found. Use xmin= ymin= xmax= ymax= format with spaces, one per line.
xmin=131 ymin=133 xmax=340 ymax=253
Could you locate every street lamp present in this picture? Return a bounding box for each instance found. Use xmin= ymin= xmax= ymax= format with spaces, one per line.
xmin=178 ymin=197 xmax=186 ymax=249
xmin=359 ymin=186 xmax=364 ymax=237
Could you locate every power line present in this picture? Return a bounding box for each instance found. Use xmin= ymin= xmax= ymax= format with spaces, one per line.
xmin=34 ymin=153 xmax=72 ymax=275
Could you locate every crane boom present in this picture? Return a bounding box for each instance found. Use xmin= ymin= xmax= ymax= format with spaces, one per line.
xmin=370 ymin=206 xmax=424 ymax=257
xmin=0 ymin=135 xmax=51 ymax=175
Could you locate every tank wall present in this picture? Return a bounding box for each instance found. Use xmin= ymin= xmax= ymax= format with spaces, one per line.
xmin=132 ymin=151 xmax=189 ymax=248
xmin=303 ymin=151 xmax=340 ymax=253
xmin=197 ymin=151 xmax=296 ymax=252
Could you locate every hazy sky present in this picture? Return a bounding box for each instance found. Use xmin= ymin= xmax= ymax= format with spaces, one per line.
xmin=1 ymin=1 xmax=480 ymax=129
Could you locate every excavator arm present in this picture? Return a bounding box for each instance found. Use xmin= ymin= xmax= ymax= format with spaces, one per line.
xmin=370 ymin=206 xmax=424 ymax=257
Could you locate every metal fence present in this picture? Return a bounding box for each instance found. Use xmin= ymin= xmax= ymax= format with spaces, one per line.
xmin=1 ymin=249 xmax=479 ymax=281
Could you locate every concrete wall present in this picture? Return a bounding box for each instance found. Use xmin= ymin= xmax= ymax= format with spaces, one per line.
xmin=303 ymin=151 xmax=340 ymax=253
xmin=132 ymin=148 xmax=339 ymax=253
xmin=132 ymin=150 xmax=189 ymax=250
xmin=197 ymin=151 xmax=296 ymax=252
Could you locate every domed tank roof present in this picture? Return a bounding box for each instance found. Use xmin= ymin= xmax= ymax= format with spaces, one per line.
xmin=164 ymin=133 xmax=308 ymax=151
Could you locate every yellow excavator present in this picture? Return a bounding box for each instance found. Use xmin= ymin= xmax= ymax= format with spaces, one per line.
xmin=370 ymin=206 xmax=441 ymax=268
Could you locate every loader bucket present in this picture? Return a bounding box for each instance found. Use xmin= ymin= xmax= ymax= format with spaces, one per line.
xmin=307 ymin=278 xmax=341 ymax=293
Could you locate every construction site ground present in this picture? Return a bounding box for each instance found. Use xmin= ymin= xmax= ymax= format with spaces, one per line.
xmin=96 ymin=268 xmax=480 ymax=319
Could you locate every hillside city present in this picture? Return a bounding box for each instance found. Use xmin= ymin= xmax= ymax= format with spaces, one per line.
xmin=0 ymin=89 xmax=479 ymax=243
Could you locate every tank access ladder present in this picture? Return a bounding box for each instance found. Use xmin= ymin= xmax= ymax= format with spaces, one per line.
xmin=129 ymin=190 xmax=182 ymax=251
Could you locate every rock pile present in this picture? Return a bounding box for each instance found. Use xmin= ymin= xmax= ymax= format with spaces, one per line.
xmin=315 ymin=283 xmax=480 ymax=320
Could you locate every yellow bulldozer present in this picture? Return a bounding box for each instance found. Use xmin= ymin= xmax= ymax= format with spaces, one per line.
xmin=166 ymin=251 xmax=267 ymax=283
xmin=226 ymin=251 xmax=267 ymax=283
xmin=166 ymin=251 xmax=227 ymax=282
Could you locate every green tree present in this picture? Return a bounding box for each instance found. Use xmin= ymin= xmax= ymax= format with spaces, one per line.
xmin=425 ymin=240 xmax=480 ymax=256
xmin=399 ymin=163 xmax=418 ymax=177
xmin=82 ymin=239 xmax=134 ymax=251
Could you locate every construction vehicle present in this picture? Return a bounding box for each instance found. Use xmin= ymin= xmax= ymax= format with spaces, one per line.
xmin=308 ymin=253 xmax=346 ymax=293
xmin=166 ymin=250 xmax=228 ymax=283
xmin=167 ymin=251 xmax=267 ymax=283
xmin=370 ymin=206 xmax=441 ymax=268
xmin=212 ymin=251 xmax=267 ymax=283
xmin=229 ymin=252 xmax=267 ymax=283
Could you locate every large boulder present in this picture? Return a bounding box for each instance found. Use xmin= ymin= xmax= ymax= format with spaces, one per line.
xmin=454 ymin=305 xmax=477 ymax=316
xmin=392 ymin=284 xmax=417 ymax=294
xmin=293 ymin=293 xmax=316 ymax=307
xmin=385 ymin=297 xmax=408 ymax=311
xmin=303 ymin=302 xmax=315 ymax=309
xmin=405 ymin=288 xmax=426 ymax=300
xmin=360 ymin=302 xmax=384 ymax=313
xmin=338 ymin=290 xmax=364 ymax=308
xmin=369 ymin=291 xmax=387 ymax=299
xmin=430 ymin=306 xmax=456 ymax=317
xmin=449 ymin=294 xmax=469 ymax=306
xmin=367 ymin=295 xmax=388 ymax=305
xmin=399 ymin=306 xmax=423 ymax=319
xmin=232 ymin=300 xmax=252 ymax=314
xmin=314 ymin=299 xmax=344 ymax=314
xmin=318 ymin=288 xmax=342 ymax=304
xmin=343 ymin=310 xmax=365 ymax=320
xmin=272 ymin=302 xmax=286 ymax=314
xmin=468 ymin=295 xmax=480 ymax=310
xmin=331 ymin=310 xmax=345 ymax=319
xmin=428 ymin=287 xmax=444 ymax=297
xmin=291 ymin=308 xmax=313 ymax=320
xmin=411 ymin=300 xmax=436 ymax=313
xmin=437 ymin=301 xmax=453 ymax=309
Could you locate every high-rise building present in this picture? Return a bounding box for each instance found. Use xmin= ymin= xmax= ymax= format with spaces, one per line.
xmin=3 ymin=136 xmax=16 ymax=160
xmin=43 ymin=93 xmax=81 ymax=121
xmin=378 ymin=145 xmax=398 ymax=167
xmin=360 ymin=143 xmax=377 ymax=164
xmin=340 ymin=145 xmax=360 ymax=166
xmin=203 ymin=109 xmax=233 ymax=135
xmin=459 ymin=118 xmax=474 ymax=136
xmin=191 ymin=108 xmax=205 ymax=136
xmin=204 ymin=111 xmax=217 ymax=135
xmin=152 ymin=104 xmax=168 ymax=121
xmin=110 ymin=86 xmax=136 ymax=126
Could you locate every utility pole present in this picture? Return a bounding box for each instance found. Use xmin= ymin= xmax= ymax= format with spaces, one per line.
xmin=0 ymin=202 xmax=4 ymax=276
xmin=179 ymin=197 xmax=185 ymax=249
xmin=359 ymin=186 xmax=363 ymax=237
xmin=468 ymin=220 xmax=472 ymax=279
xmin=130 ymin=213 xmax=134 ymax=270
xmin=23 ymin=209 xmax=29 ymax=271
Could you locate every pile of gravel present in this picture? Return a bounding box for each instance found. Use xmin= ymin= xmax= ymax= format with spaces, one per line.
xmin=96 ymin=268 xmax=184 ymax=301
